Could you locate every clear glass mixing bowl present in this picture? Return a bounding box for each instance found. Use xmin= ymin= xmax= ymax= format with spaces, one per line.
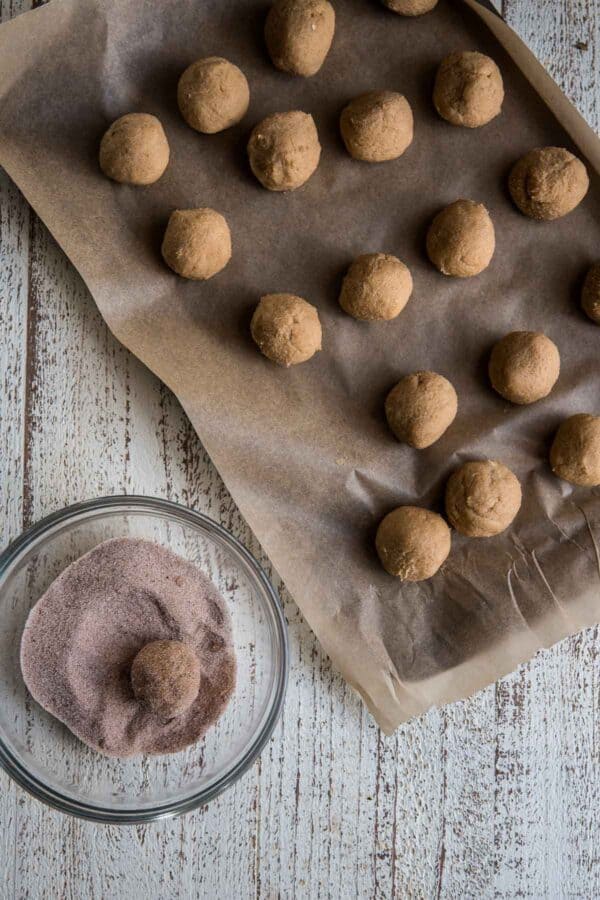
xmin=0 ymin=496 xmax=288 ymax=823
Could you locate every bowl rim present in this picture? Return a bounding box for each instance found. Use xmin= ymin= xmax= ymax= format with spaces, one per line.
xmin=0 ymin=494 xmax=289 ymax=824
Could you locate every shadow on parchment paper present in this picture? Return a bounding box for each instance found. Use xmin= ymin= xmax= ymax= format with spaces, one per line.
xmin=147 ymin=213 xmax=170 ymax=265
xmin=374 ymin=510 xmax=595 ymax=683
xmin=230 ymin=129 xmax=263 ymax=192
xmin=137 ymin=60 xmax=185 ymax=116
xmin=573 ymin=263 xmax=596 ymax=325
xmin=475 ymin=340 xmax=495 ymax=393
xmin=323 ymin=261 xmax=350 ymax=314
xmin=182 ymin=286 xmax=266 ymax=357
xmin=210 ymin=0 xmax=271 ymax=68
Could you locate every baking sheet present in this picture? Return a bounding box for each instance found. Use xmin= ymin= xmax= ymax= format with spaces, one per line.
xmin=0 ymin=0 xmax=598 ymax=732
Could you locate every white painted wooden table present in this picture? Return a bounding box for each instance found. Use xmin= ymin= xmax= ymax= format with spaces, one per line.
xmin=0 ymin=1 xmax=598 ymax=897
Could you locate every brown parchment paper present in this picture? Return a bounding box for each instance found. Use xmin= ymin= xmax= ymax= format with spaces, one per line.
xmin=0 ymin=0 xmax=599 ymax=733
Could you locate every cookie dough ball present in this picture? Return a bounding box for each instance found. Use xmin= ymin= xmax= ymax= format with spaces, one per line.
xmin=265 ymin=0 xmax=335 ymax=77
xmin=339 ymin=253 xmax=413 ymax=320
xmin=509 ymin=147 xmax=589 ymax=220
xmin=248 ymin=111 xmax=321 ymax=191
xmin=550 ymin=414 xmax=600 ymax=486
xmin=162 ymin=208 xmax=231 ymax=280
xmin=131 ymin=640 xmax=201 ymax=718
xmin=99 ymin=113 xmax=169 ymax=185
xmin=385 ymin=371 xmax=457 ymax=448
xmin=434 ymin=51 xmax=504 ymax=128
xmin=446 ymin=460 xmax=521 ymax=537
xmin=376 ymin=506 xmax=451 ymax=580
xmin=177 ymin=57 xmax=250 ymax=134
xmin=582 ymin=263 xmax=600 ymax=324
xmin=251 ymin=293 xmax=322 ymax=366
xmin=489 ymin=331 xmax=560 ymax=405
xmin=382 ymin=0 xmax=438 ymax=15
xmin=427 ymin=199 xmax=495 ymax=277
xmin=340 ymin=92 xmax=414 ymax=163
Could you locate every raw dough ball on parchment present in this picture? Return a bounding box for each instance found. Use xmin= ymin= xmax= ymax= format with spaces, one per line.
xmin=385 ymin=371 xmax=458 ymax=448
xmin=265 ymin=0 xmax=335 ymax=77
xmin=433 ymin=51 xmax=504 ymax=128
xmin=426 ymin=199 xmax=495 ymax=277
xmin=99 ymin=113 xmax=169 ymax=185
xmin=131 ymin=640 xmax=201 ymax=719
xmin=340 ymin=92 xmax=413 ymax=163
xmin=247 ymin=111 xmax=321 ymax=191
xmin=382 ymin=0 xmax=438 ymax=15
xmin=338 ymin=253 xmax=413 ymax=320
xmin=550 ymin=414 xmax=600 ymax=486
xmin=177 ymin=57 xmax=250 ymax=134
xmin=162 ymin=208 xmax=231 ymax=280
xmin=376 ymin=506 xmax=451 ymax=581
xmin=445 ymin=460 xmax=522 ymax=537
xmin=582 ymin=263 xmax=600 ymax=324
xmin=489 ymin=331 xmax=560 ymax=405
xmin=251 ymin=293 xmax=322 ymax=366
xmin=509 ymin=147 xmax=589 ymax=220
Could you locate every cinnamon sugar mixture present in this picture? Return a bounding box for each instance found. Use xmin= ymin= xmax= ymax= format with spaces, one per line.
xmin=20 ymin=538 xmax=236 ymax=757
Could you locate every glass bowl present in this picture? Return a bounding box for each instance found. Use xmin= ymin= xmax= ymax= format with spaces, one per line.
xmin=0 ymin=496 xmax=288 ymax=823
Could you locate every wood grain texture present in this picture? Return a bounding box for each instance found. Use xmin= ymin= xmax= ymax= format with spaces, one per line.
xmin=0 ymin=58 xmax=29 ymax=900
xmin=493 ymin=3 xmax=600 ymax=899
xmin=0 ymin=1 xmax=598 ymax=897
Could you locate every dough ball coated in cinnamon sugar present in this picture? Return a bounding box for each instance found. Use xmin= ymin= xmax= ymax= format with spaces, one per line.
xmin=161 ymin=208 xmax=232 ymax=280
xmin=178 ymin=57 xmax=250 ymax=134
xmin=427 ymin=199 xmax=495 ymax=277
xmin=434 ymin=51 xmax=504 ymax=128
xmin=509 ymin=147 xmax=589 ymax=220
xmin=382 ymin=0 xmax=438 ymax=15
xmin=340 ymin=91 xmax=413 ymax=163
xmin=265 ymin=0 xmax=335 ymax=77
xmin=445 ymin=460 xmax=522 ymax=537
xmin=339 ymin=253 xmax=413 ymax=321
xmin=248 ymin=111 xmax=321 ymax=191
xmin=582 ymin=263 xmax=600 ymax=324
xmin=99 ymin=113 xmax=169 ymax=185
xmin=489 ymin=331 xmax=560 ymax=405
xmin=376 ymin=506 xmax=451 ymax=580
xmin=251 ymin=293 xmax=322 ymax=366
xmin=131 ymin=640 xmax=201 ymax=719
xmin=550 ymin=414 xmax=600 ymax=486
xmin=385 ymin=371 xmax=457 ymax=448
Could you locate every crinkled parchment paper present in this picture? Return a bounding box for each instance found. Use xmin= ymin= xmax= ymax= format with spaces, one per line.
xmin=0 ymin=0 xmax=599 ymax=732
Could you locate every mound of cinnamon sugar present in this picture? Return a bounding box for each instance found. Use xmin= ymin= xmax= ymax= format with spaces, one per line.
xmin=20 ymin=538 xmax=236 ymax=757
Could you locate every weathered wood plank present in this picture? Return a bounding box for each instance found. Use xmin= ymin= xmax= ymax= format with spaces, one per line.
xmin=0 ymin=176 xmax=27 ymax=548
xmin=491 ymin=2 xmax=600 ymax=898
xmin=0 ymin=116 xmax=27 ymax=900
xmin=504 ymin=0 xmax=599 ymax=138
xmin=7 ymin=216 xmax=260 ymax=899
xmin=494 ymin=634 xmax=600 ymax=898
xmin=0 ymin=3 xmax=31 ymax=896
